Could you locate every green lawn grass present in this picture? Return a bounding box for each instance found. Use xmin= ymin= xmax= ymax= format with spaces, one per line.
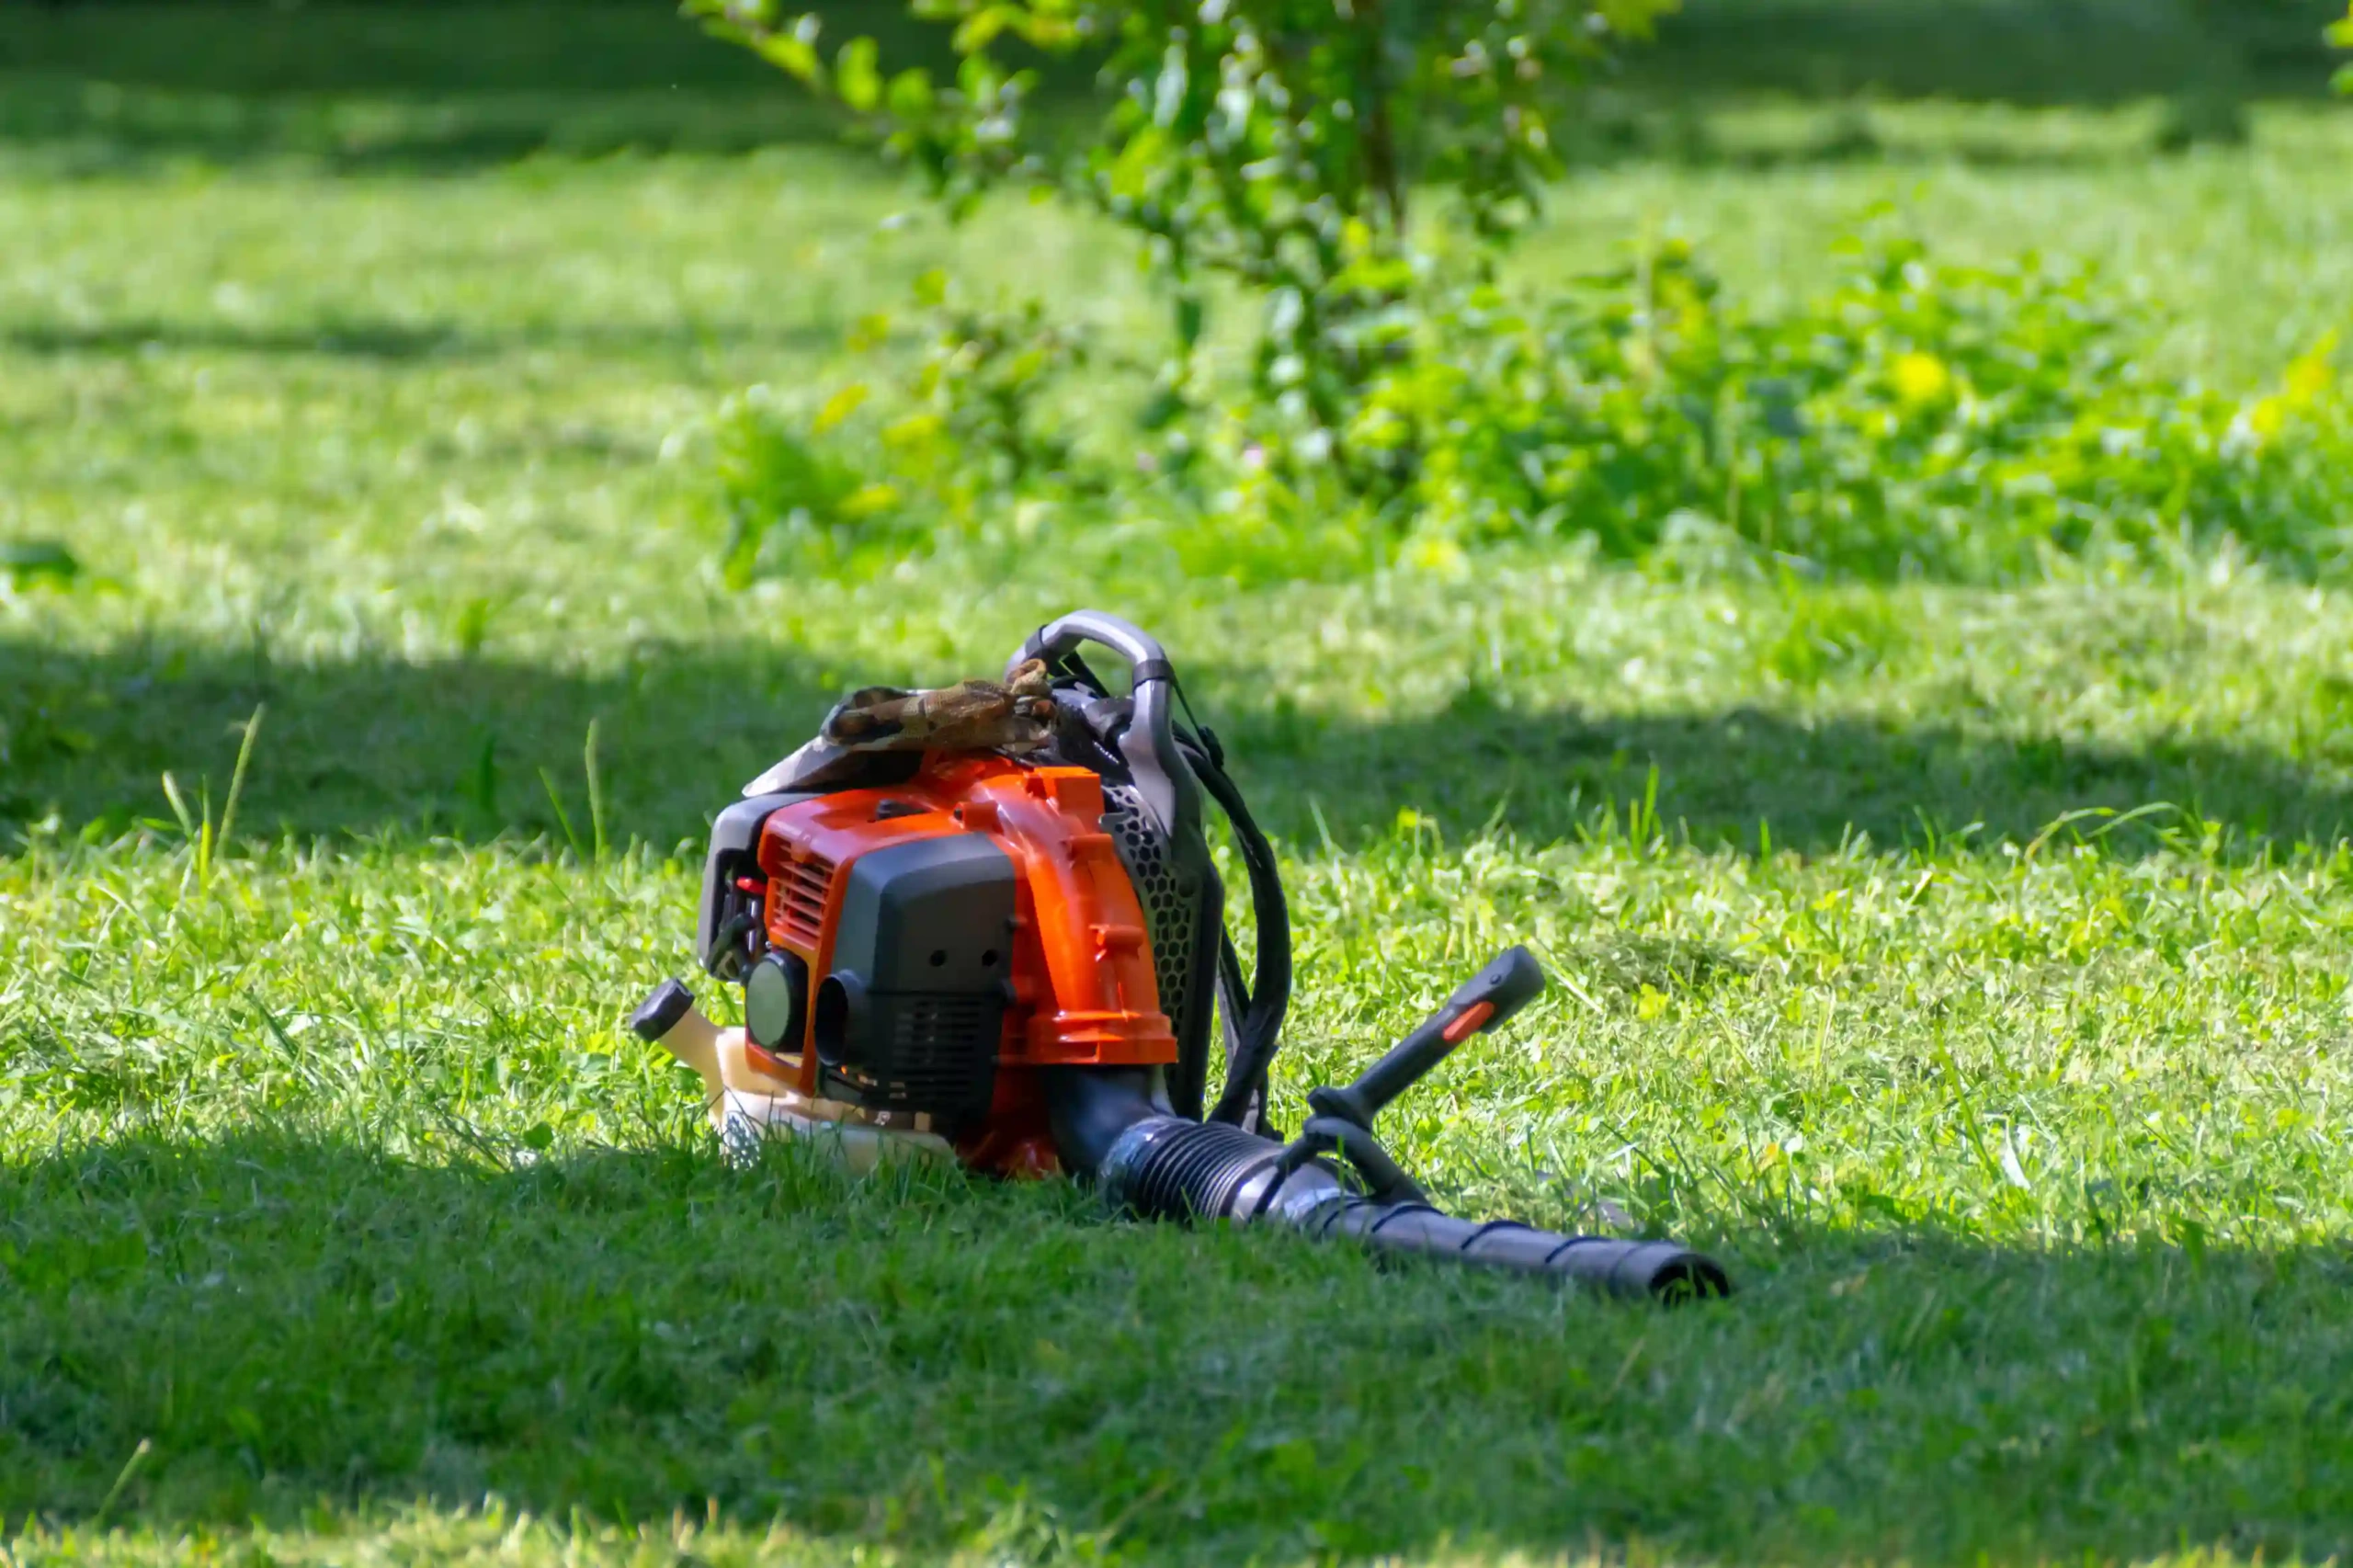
xmin=6 ymin=7 xmax=2353 ymax=1563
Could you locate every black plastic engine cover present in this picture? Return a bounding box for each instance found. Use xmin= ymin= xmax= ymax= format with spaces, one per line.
xmin=812 ymin=834 xmax=1015 ymax=1128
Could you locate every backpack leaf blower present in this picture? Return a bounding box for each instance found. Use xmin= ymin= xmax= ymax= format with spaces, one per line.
xmin=629 ymin=610 xmax=1731 ymax=1303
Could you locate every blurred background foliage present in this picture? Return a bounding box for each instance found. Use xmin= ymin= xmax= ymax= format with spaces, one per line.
xmin=669 ymin=0 xmax=2353 ymax=585
xmin=3 ymin=0 xmax=2349 ymax=592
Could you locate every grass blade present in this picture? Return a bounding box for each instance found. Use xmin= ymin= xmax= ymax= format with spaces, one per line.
xmin=540 ymin=767 xmax=584 ymax=860
xmin=93 ymin=1437 xmax=153 ymax=1526
xmin=585 ymin=715 xmax=608 ymax=864
xmin=210 ymin=703 xmax=267 ymax=885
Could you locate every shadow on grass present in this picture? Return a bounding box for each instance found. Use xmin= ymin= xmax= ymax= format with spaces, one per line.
xmin=0 ymin=0 xmax=2335 ymax=178
xmin=0 ymin=317 xmax=842 ymax=364
xmin=1628 ymin=0 xmax=2339 ymax=109
xmin=1215 ymin=699 xmax=2353 ymax=857
xmin=0 ymin=82 xmax=2263 ymax=187
xmin=6 ymin=633 xmax=2351 ymax=860
xmin=0 ymin=634 xmax=846 ymax=857
xmin=0 ymin=2 xmax=1088 ymax=175
xmin=1 ymin=1128 xmax=2346 ymax=1562
xmin=1543 ymin=112 xmax=2151 ymax=176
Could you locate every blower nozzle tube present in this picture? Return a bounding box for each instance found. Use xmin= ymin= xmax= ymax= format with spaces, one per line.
xmin=1046 ymin=1071 xmax=1730 ymax=1304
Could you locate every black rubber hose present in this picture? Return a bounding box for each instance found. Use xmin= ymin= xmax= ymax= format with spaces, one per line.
xmin=1305 ymin=1198 xmax=1731 ymax=1303
xmin=1187 ymin=746 xmax=1291 ymax=1127
xmin=1043 ymin=1071 xmax=1731 ymax=1303
xmin=1043 ymin=1066 xmax=1162 ymax=1176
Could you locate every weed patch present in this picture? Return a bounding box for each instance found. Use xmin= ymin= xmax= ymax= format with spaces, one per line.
xmin=715 ymin=227 xmax=2353 ymax=585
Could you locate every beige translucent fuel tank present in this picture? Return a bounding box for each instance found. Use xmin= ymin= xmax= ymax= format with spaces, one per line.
xmin=643 ymin=998 xmax=955 ymax=1171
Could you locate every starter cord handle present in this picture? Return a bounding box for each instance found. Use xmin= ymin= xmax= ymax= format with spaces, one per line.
xmin=1309 ymin=946 xmax=1546 ymax=1131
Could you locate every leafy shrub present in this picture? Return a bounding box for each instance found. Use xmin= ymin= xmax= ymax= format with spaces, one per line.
xmin=873 ymin=272 xmax=1096 ymax=500
xmin=712 ymin=391 xmax=895 ymax=590
xmin=1326 ymin=228 xmax=2353 ymax=580
xmin=713 ymin=222 xmax=2352 ymax=587
xmin=710 ymin=271 xmax=1101 ymax=586
xmin=688 ymin=0 xmax=1676 ymax=469
xmin=690 ymin=0 xmax=2353 ymax=589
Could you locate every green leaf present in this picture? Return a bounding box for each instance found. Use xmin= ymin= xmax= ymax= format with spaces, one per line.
xmin=451 ymin=596 xmax=498 ymax=657
xmin=1138 ymin=386 xmax=1188 ymax=431
xmin=886 ymin=67 xmax=936 ymax=119
xmin=2 ymin=540 xmax=83 ymax=589
xmin=838 ymin=482 xmax=903 ymax=518
xmin=1019 ymin=12 xmax=1078 ymax=50
xmin=882 ymin=411 xmax=948 ymax=450
xmin=1106 ymin=123 xmax=1167 ymax=201
xmin=955 ymin=51 xmax=1004 ymax=102
xmin=812 ymin=382 xmax=870 ymax=435
xmin=1176 ymin=292 xmax=1206 ymax=353
xmin=755 ymin=30 xmax=824 ymax=87
xmin=720 ymin=516 xmax=760 ymax=592
xmin=953 ymin=5 xmax=1021 ymax=54
xmin=836 ymin=37 xmax=881 ymax=113
xmin=1593 ymin=0 xmax=1674 ymax=42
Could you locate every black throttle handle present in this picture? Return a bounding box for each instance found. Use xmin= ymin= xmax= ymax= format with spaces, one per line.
xmin=1308 ymin=946 xmax=1546 ymax=1131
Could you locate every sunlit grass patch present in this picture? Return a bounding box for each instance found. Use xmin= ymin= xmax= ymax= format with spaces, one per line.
xmin=5 ymin=36 xmax=2353 ymax=1560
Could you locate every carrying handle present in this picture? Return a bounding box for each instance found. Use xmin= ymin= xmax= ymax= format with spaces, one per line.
xmin=1014 ymin=610 xmax=1174 ymax=683
xmin=1009 ymin=609 xmax=1198 ymax=850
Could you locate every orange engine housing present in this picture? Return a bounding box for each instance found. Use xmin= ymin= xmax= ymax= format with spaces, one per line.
xmin=743 ymin=753 xmax=1176 ymax=1176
